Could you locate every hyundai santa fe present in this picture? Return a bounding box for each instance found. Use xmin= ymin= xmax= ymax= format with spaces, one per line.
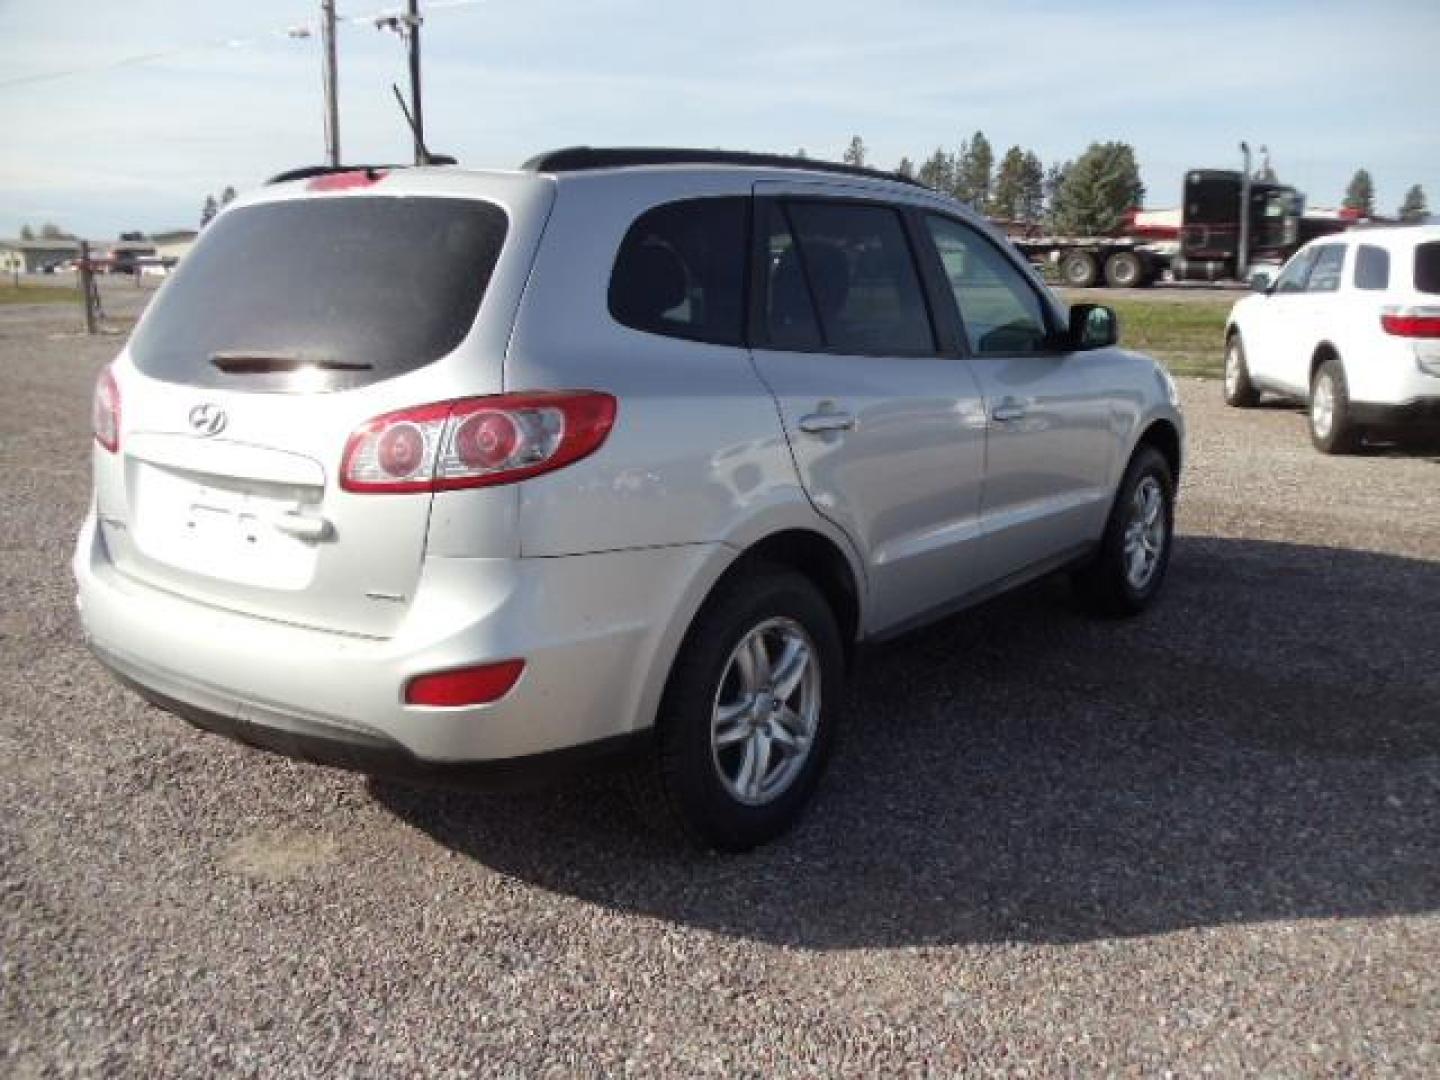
xmin=1224 ymin=225 xmax=1440 ymax=452
xmin=76 ymin=148 xmax=1184 ymax=850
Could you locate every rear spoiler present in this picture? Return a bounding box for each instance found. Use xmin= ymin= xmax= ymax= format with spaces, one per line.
xmin=266 ymin=158 xmax=456 ymax=186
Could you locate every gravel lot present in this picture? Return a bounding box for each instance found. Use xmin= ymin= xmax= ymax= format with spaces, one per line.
xmin=3 ymin=291 xmax=1437 ymax=1075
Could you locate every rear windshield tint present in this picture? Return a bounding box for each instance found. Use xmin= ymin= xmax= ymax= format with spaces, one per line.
xmin=129 ymin=197 xmax=508 ymax=392
xmin=1416 ymin=241 xmax=1440 ymax=295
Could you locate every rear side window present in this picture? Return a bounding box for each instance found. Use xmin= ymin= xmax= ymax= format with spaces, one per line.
xmin=1305 ymin=245 xmax=1345 ymax=292
xmin=1416 ymin=242 xmax=1440 ymax=295
xmin=609 ymin=197 xmax=747 ymax=345
xmin=779 ymin=201 xmax=935 ymax=355
xmin=129 ymin=197 xmax=508 ymax=392
xmin=1354 ymin=245 xmax=1390 ymax=290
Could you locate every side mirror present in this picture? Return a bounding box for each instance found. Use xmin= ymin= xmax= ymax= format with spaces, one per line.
xmin=1067 ymin=303 xmax=1118 ymax=350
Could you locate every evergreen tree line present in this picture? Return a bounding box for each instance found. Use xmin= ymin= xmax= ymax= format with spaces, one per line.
xmin=840 ymin=132 xmax=1144 ymax=236
xmin=1344 ymin=169 xmax=1428 ymax=222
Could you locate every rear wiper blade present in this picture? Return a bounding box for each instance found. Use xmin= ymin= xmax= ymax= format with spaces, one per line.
xmin=209 ymin=351 xmax=373 ymax=374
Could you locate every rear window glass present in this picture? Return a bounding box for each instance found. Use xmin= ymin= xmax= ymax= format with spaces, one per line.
xmin=129 ymin=197 xmax=508 ymax=392
xmin=609 ymin=197 xmax=748 ymax=345
xmin=1354 ymin=245 xmax=1390 ymax=290
xmin=1416 ymin=241 xmax=1440 ymax=295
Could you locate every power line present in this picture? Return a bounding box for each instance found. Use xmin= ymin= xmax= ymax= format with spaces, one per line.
xmin=0 ymin=1 xmax=485 ymax=92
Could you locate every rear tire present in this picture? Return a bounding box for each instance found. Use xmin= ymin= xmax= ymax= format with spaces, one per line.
xmin=1059 ymin=251 xmax=1100 ymax=289
xmin=1223 ymin=332 xmax=1261 ymax=407
xmin=648 ymin=569 xmax=843 ymax=851
xmin=1309 ymin=358 xmax=1360 ymax=454
xmin=1103 ymin=251 xmax=1144 ymax=288
xmin=1072 ymin=446 xmax=1175 ymax=617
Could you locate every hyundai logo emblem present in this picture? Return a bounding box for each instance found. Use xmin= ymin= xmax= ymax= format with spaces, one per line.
xmin=188 ymin=403 xmax=228 ymax=436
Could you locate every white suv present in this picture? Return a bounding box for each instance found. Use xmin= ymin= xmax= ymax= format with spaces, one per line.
xmin=1224 ymin=225 xmax=1440 ymax=452
xmin=76 ymin=148 xmax=1184 ymax=849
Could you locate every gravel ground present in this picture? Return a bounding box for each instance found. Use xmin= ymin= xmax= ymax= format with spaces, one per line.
xmin=2 ymin=293 xmax=1437 ymax=1076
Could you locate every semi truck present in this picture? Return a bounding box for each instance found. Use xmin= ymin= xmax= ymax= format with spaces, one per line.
xmin=1004 ymin=165 xmax=1351 ymax=288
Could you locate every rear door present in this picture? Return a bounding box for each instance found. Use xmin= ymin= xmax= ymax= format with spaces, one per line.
xmin=747 ymin=184 xmax=989 ymax=633
xmin=919 ymin=212 xmax=1115 ymax=580
xmin=94 ymin=192 xmax=517 ymax=638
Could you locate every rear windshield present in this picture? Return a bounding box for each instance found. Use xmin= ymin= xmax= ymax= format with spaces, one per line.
xmin=129 ymin=196 xmax=508 ymax=392
xmin=1415 ymin=241 xmax=1440 ymax=295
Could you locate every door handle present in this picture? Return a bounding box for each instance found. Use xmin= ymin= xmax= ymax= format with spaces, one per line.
xmin=798 ymin=410 xmax=855 ymax=434
xmin=991 ymin=398 xmax=1028 ymax=423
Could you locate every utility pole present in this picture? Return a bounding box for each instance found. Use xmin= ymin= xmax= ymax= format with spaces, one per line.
xmin=1237 ymin=141 xmax=1252 ymax=283
xmin=321 ymin=0 xmax=340 ymax=166
xmin=407 ymin=0 xmax=424 ymax=165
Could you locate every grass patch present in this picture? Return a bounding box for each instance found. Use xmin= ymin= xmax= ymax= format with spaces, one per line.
xmin=0 ymin=283 xmax=82 ymax=306
xmin=1066 ymin=293 xmax=1233 ymax=378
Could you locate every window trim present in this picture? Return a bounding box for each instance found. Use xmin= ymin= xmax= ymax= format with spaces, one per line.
xmin=916 ymin=210 xmax=1064 ymax=358
xmin=747 ymin=194 xmax=945 ymax=359
xmin=607 ymin=194 xmax=753 ymax=348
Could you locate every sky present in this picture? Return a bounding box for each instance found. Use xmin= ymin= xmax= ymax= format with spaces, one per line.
xmin=3 ymin=0 xmax=1438 ymax=238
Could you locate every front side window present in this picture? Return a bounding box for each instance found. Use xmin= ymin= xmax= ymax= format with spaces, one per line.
xmin=1306 ymin=245 xmax=1346 ymax=292
xmin=1354 ymin=245 xmax=1390 ymax=290
xmin=609 ymin=197 xmax=747 ymax=345
xmin=1273 ymin=246 xmax=1319 ymax=293
xmin=925 ymin=215 xmax=1049 ymax=354
xmin=768 ymin=201 xmax=935 ymax=355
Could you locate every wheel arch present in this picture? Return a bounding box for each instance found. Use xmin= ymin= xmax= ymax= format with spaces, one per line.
xmin=1135 ymin=416 xmax=1183 ymax=482
xmin=1310 ymin=341 xmax=1342 ymax=383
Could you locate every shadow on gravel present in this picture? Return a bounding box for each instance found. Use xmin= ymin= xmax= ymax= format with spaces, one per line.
xmin=373 ymin=537 xmax=1440 ymax=949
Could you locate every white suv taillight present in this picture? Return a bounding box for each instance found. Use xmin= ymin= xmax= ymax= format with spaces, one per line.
xmin=1380 ymin=306 xmax=1440 ymax=338
xmin=93 ymin=365 xmax=120 ymax=452
xmin=340 ymin=391 xmax=617 ymax=493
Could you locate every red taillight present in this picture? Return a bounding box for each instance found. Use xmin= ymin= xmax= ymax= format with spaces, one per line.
xmin=1381 ymin=307 xmax=1440 ymax=338
xmin=341 ymin=391 xmax=617 ymax=493
xmin=405 ymin=660 xmax=525 ymax=707
xmin=92 ymin=365 xmax=120 ymax=452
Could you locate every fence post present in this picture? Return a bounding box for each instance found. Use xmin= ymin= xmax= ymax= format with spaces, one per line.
xmin=78 ymin=241 xmax=99 ymax=334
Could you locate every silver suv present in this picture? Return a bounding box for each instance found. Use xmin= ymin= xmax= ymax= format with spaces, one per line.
xmin=76 ymin=148 xmax=1184 ymax=849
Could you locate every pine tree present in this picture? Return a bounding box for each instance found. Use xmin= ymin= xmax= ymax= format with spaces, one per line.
xmin=200 ymin=195 xmax=219 ymax=229
xmin=1019 ymin=150 xmax=1046 ymax=224
xmin=954 ymin=131 xmax=994 ymax=210
xmin=842 ymin=136 xmax=867 ymax=168
xmin=916 ymin=148 xmax=954 ymax=193
xmin=1342 ymin=169 xmax=1376 ymax=217
xmin=1048 ymin=143 xmax=1144 ymax=236
xmin=1044 ymin=161 xmax=1072 ymax=229
xmin=794 ymin=148 xmax=808 ymax=159
xmin=1398 ymin=184 xmax=1428 ymax=223
xmin=220 ymin=185 xmax=238 ymax=206
xmin=19 ymin=224 xmax=34 ymax=241
xmin=996 ymin=146 xmax=1031 ymax=221
xmin=895 ymin=157 xmax=915 ymax=180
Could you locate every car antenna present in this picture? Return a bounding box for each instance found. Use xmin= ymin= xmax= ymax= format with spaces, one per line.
xmin=391 ymin=83 xmax=455 ymax=166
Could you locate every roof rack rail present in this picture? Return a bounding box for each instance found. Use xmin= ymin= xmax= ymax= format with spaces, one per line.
xmin=521 ymin=146 xmax=923 ymax=188
xmin=267 ymin=157 xmax=457 ymax=186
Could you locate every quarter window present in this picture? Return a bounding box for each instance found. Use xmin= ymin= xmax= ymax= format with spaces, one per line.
xmin=609 ymin=197 xmax=748 ymax=345
xmin=1415 ymin=242 xmax=1440 ymax=295
xmin=1354 ymin=245 xmax=1390 ymax=290
xmin=925 ymin=215 xmax=1049 ymax=354
xmin=1305 ymin=245 xmax=1345 ymax=292
xmin=771 ymin=201 xmax=936 ymax=355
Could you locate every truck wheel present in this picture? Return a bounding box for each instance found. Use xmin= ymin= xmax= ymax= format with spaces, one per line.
xmin=647 ymin=569 xmax=843 ymax=851
xmin=1103 ymin=251 xmax=1144 ymax=288
xmin=1223 ymin=332 xmax=1260 ymax=407
xmin=1309 ymin=358 xmax=1360 ymax=454
xmin=1059 ymin=251 xmax=1099 ymax=288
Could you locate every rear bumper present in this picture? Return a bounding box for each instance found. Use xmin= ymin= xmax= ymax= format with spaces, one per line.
xmin=1350 ymin=396 xmax=1440 ymax=434
xmin=75 ymin=508 xmax=720 ymax=766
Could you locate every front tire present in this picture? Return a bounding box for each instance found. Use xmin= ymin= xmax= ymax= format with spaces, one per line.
xmin=650 ymin=569 xmax=843 ymax=851
xmin=1309 ymin=358 xmax=1359 ymax=454
xmin=1223 ymin=332 xmax=1260 ymax=407
xmin=1072 ymin=445 xmax=1175 ymax=617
